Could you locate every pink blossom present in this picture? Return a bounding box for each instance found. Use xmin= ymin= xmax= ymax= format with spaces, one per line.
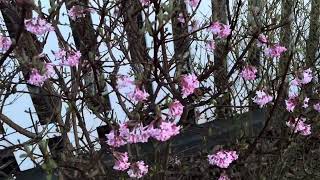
xmin=303 ymin=97 xmax=309 ymax=108
xmin=208 ymin=150 xmax=238 ymax=168
xmin=55 ymin=49 xmax=81 ymax=67
xmin=27 ymin=69 xmax=46 ymax=86
xmin=140 ymin=0 xmax=151 ymax=6
xmin=219 ymin=24 xmax=231 ymax=38
xmin=208 ymin=22 xmax=221 ymax=34
xmin=68 ymin=5 xmax=94 ymax=21
xmin=127 ymin=161 xmax=149 ymax=179
xmin=128 ymin=87 xmax=149 ymax=102
xmin=218 ymin=174 xmax=230 ymax=180
xmin=264 ymin=44 xmax=287 ymax=58
xmin=113 ymin=152 xmax=130 ymax=171
xmin=44 ymin=63 xmax=55 ymax=78
xmin=169 ymin=100 xmax=184 ymax=118
xmin=149 ymin=121 xmax=180 ymax=142
xmin=25 ymin=17 xmax=54 ymax=35
xmin=106 ymin=130 xmax=127 ymax=147
xmin=313 ymin=102 xmax=320 ymax=112
xmin=0 ymin=35 xmax=11 ymax=51
xmin=285 ymin=95 xmax=298 ymax=112
xmin=252 ymin=90 xmax=273 ymax=108
xmin=180 ymin=73 xmax=199 ymax=97
xmin=205 ymin=40 xmax=216 ymax=51
xmin=186 ymin=0 xmax=199 ymax=8
xmin=177 ymin=13 xmax=185 ymax=23
xmin=117 ymin=75 xmax=134 ymax=89
xmin=291 ymin=68 xmax=313 ymax=86
xmin=208 ymin=22 xmax=231 ymax=39
xmin=257 ymin=34 xmax=268 ymax=47
xmin=286 ymin=117 xmax=311 ymax=136
xmin=128 ymin=124 xmax=150 ymax=144
xmin=240 ymin=65 xmax=257 ymax=80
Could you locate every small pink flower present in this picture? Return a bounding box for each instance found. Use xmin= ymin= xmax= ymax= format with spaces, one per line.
xmin=208 ymin=22 xmax=231 ymax=39
xmin=180 ymin=73 xmax=199 ymax=97
xmin=285 ymin=95 xmax=298 ymax=112
xmin=0 ymin=35 xmax=11 ymax=51
xmin=218 ymin=174 xmax=230 ymax=180
xmin=140 ymin=0 xmax=151 ymax=6
xmin=149 ymin=121 xmax=181 ymax=142
xmin=25 ymin=17 xmax=54 ymax=35
xmin=27 ymin=69 xmax=46 ymax=86
xmin=291 ymin=68 xmax=313 ymax=86
xmin=55 ymin=49 xmax=81 ymax=67
xmin=177 ymin=13 xmax=185 ymax=23
xmin=106 ymin=130 xmax=127 ymax=147
xmin=186 ymin=0 xmax=199 ymax=8
xmin=128 ymin=124 xmax=150 ymax=144
xmin=68 ymin=5 xmax=94 ymax=21
xmin=128 ymin=87 xmax=149 ymax=102
xmin=117 ymin=75 xmax=134 ymax=89
xmin=127 ymin=161 xmax=149 ymax=179
xmin=252 ymin=90 xmax=273 ymax=108
xmin=240 ymin=65 xmax=257 ymax=80
xmin=313 ymin=102 xmax=320 ymax=112
xmin=208 ymin=22 xmax=221 ymax=34
xmin=257 ymin=34 xmax=268 ymax=47
xmin=264 ymin=44 xmax=287 ymax=58
xmin=205 ymin=40 xmax=216 ymax=51
xmin=208 ymin=150 xmax=238 ymax=168
xmin=169 ymin=100 xmax=184 ymax=118
xmin=286 ymin=117 xmax=311 ymax=136
xmin=219 ymin=24 xmax=231 ymax=38
xmin=303 ymin=97 xmax=309 ymax=108
xmin=113 ymin=152 xmax=130 ymax=171
xmin=44 ymin=63 xmax=55 ymax=78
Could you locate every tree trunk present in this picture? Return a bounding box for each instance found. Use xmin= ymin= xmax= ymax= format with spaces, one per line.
xmin=305 ymin=0 xmax=320 ymax=97
xmin=212 ymin=0 xmax=231 ymax=119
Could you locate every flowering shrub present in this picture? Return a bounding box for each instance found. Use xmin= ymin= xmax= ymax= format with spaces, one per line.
xmin=0 ymin=0 xmax=319 ymax=179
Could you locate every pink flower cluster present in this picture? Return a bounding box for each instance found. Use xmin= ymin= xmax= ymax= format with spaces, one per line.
xmin=208 ymin=22 xmax=231 ymax=39
xmin=106 ymin=121 xmax=180 ymax=147
xmin=180 ymin=73 xmax=199 ymax=97
xmin=140 ymin=0 xmax=151 ymax=6
xmin=27 ymin=63 xmax=56 ymax=86
xmin=127 ymin=161 xmax=149 ymax=179
xmin=128 ymin=87 xmax=149 ymax=102
xmin=116 ymin=75 xmax=149 ymax=102
xmin=186 ymin=0 xmax=200 ymax=8
xmin=24 ymin=17 xmax=54 ymax=35
xmin=208 ymin=150 xmax=238 ymax=168
xmin=177 ymin=13 xmax=185 ymax=23
xmin=54 ymin=49 xmax=81 ymax=67
xmin=68 ymin=5 xmax=94 ymax=21
xmin=148 ymin=121 xmax=181 ymax=141
xmin=169 ymin=100 xmax=184 ymax=118
xmin=252 ymin=90 xmax=273 ymax=108
xmin=257 ymin=34 xmax=268 ymax=47
xmin=240 ymin=65 xmax=258 ymax=80
xmin=264 ymin=44 xmax=287 ymax=58
xmin=0 ymin=35 xmax=11 ymax=51
xmin=112 ymin=152 xmax=148 ymax=179
xmin=291 ymin=68 xmax=313 ymax=87
xmin=285 ymin=94 xmax=298 ymax=112
xmin=286 ymin=117 xmax=311 ymax=136
xmin=113 ymin=152 xmax=130 ymax=171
